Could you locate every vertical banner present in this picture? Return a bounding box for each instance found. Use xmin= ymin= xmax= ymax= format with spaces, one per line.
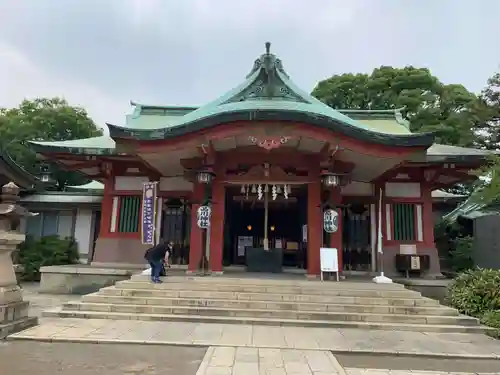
xmin=141 ymin=181 xmax=158 ymax=245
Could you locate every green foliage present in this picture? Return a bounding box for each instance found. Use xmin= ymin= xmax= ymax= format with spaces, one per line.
xmin=311 ymin=66 xmax=480 ymax=147
xmin=450 ymin=236 xmax=474 ymax=272
xmin=435 ymin=220 xmax=474 ymax=273
xmin=474 ymin=72 xmax=500 ymax=150
xmin=481 ymin=310 xmax=500 ymax=339
xmin=0 ymin=98 xmax=102 ymax=189
xmin=18 ymin=235 xmax=80 ymax=281
xmin=469 ymin=154 xmax=500 ymax=207
xmin=447 ymin=268 xmax=500 ymax=317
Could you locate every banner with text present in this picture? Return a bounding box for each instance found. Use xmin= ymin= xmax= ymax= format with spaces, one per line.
xmin=141 ymin=181 xmax=157 ymax=245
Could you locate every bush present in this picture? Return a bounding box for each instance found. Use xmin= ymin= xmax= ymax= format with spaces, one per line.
xmin=481 ymin=310 xmax=500 ymax=339
xmin=450 ymin=236 xmax=474 ymax=272
xmin=447 ymin=268 xmax=500 ymax=317
xmin=435 ymin=220 xmax=475 ymax=273
xmin=18 ymin=235 xmax=80 ymax=281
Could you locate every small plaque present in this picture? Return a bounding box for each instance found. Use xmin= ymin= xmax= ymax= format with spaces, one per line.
xmin=410 ymin=256 xmax=421 ymax=270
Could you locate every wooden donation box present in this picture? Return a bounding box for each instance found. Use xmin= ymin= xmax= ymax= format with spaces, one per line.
xmin=246 ymin=247 xmax=283 ymax=273
xmin=395 ymin=244 xmax=430 ymax=277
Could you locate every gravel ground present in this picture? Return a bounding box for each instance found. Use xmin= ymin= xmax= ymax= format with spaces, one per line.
xmin=0 ymin=341 xmax=206 ymax=375
xmin=335 ymin=352 xmax=500 ymax=374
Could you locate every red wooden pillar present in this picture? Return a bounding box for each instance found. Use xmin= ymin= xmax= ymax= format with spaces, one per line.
xmin=421 ymin=184 xmax=435 ymax=247
xmin=307 ymin=170 xmax=322 ymax=276
xmin=329 ymin=186 xmax=343 ymax=271
xmin=209 ymin=179 xmax=225 ymax=273
xmin=188 ymin=182 xmax=204 ymax=272
xmin=99 ymin=176 xmax=114 ymax=238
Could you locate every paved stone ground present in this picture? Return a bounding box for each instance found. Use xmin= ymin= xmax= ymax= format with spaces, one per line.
xmin=11 ymin=318 xmax=500 ymax=359
xmin=197 ymin=347 xmax=497 ymax=375
xmin=21 ymin=282 xmax=74 ymax=318
xmin=10 ymin=283 xmax=500 ymax=374
xmin=0 ymin=341 xmax=206 ymax=375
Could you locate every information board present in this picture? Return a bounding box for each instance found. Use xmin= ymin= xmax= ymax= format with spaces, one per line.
xmin=320 ymin=247 xmax=339 ymax=281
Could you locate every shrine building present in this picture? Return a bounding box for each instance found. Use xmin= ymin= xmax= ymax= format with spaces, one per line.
xmin=27 ymin=43 xmax=490 ymax=277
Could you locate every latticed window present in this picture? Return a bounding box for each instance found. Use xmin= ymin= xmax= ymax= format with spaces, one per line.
xmin=392 ymin=203 xmax=416 ymax=241
xmin=118 ymin=196 xmax=141 ymax=233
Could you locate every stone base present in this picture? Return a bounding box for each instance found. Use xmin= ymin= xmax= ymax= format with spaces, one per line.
xmin=0 ymin=285 xmax=23 ymax=305
xmin=0 ymin=316 xmax=37 ymax=339
xmin=0 ymin=297 xmax=37 ymax=339
xmin=305 ymin=274 xmax=318 ymax=280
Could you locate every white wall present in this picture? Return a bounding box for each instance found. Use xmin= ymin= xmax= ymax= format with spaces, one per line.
xmin=74 ymin=209 xmax=93 ymax=262
xmin=57 ymin=211 xmax=75 ymax=238
xmin=385 ymin=182 xmax=421 ymax=198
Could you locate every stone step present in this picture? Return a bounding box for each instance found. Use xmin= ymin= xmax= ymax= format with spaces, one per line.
xmin=61 ymin=302 xmax=478 ymax=326
xmin=81 ymin=294 xmax=458 ymax=316
xmin=42 ymin=308 xmax=488 ymax=334
xmin=116 ymin=280 xmax=421 ymax=298
xmin=129 ymin=275 xmax=409 ymax=289
xmin=100 ymin=286 xmax=440 ymax=307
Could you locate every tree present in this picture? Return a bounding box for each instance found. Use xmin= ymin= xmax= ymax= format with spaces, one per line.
xmin=0 ymin=98 xmax=102 ymax=189
xmin=473 ymin=72 xmax=500 ymax=150
xmin=311 ymin=66 xmax=479 ymax=147
xmin=458 ymin=71 xmax=500 ymax=201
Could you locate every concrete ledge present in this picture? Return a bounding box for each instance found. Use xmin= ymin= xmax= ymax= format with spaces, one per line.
xmin=396 ymin=278 xmax=452 ymax=303
xmin=39 ymin=265 xmax=134 ymax=295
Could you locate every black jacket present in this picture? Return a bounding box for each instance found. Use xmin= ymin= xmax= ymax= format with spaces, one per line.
xmin=144 ymin=244 xmax=167 ymax=262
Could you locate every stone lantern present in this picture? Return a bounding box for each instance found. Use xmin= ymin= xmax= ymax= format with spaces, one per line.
xmin=0 ymin=182 xmax=38 ymax=338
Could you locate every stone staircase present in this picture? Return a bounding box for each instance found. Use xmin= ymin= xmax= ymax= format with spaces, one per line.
xmin=43 ymin=275 xmax=486 ymax=333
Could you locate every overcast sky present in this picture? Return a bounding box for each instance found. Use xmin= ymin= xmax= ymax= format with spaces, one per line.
xmin=0 ymin=0 xmax=498 ymax=127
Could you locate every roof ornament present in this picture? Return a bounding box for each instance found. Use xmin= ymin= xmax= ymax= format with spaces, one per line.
xmin=265 ymin=42 xmax=271 ymax=55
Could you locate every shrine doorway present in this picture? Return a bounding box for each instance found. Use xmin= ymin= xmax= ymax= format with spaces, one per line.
xmin=223 ymin=185 xmax=307 ymax=269
xmin=342 ymin=203 xmax=373 ymax=271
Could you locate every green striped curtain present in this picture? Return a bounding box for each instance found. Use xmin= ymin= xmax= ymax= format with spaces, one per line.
xmin=393 ymin=204 xmax=416 ymax=241
xmin=118 ymin=196 xmax=141 ymax=233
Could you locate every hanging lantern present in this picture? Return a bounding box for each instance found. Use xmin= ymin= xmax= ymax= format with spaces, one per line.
xmin=321 ymin=171 xmax=340 ymax=187
xmin=39 ymin=163 xmax=54 ymax=184
xmin=240 ymin=185 xmax=246 ymax=194
xmin=276 ymin=185 xmax=282 ymax=194
xmin=196 ymin=168 xmax=214 ymax=184
xmin=251 ymin=185 xmax=257 ymax=193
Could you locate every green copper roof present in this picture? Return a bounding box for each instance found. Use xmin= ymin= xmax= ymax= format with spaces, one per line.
xmin=66 ymin=180 xmax=104 ymax=191
xmin=0 ymin=150 xmax=45 ymax=190
xmin=107 ymin=43 xmax=434 ymax=147
xmin=29 ymin=135 xmax=116 ymax=155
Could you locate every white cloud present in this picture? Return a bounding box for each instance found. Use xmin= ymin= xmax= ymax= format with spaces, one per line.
xmin=0 ymin=42 xmax=126 ymax=130
xmin=117 ymin=0 xmax=362 ymax=35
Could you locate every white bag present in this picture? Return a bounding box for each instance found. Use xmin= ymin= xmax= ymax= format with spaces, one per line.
xmin=141 ymin=267 xmax=152 ymax=275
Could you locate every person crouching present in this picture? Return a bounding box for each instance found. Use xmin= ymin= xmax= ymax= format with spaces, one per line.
xmin=144 ymin=242 xmax=169 ymax=284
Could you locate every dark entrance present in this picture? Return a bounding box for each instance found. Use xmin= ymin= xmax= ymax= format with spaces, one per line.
xmin=342 ymin=203 xmax=372 ymax=271
xmin=223 ymin=185 xmax=307 ymax=268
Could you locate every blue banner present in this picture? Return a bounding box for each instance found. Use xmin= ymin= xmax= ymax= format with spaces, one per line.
xmin=141 ymin=182 xmax=157 ymax=245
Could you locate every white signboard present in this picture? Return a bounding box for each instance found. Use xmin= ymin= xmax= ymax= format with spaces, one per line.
xmin=320 ymin=247 xmax=339 ymax=281
xmin=323 ymin=209 xmax=339 ymax=233
xmin=197 ymin=205 xmax=211 ymax=229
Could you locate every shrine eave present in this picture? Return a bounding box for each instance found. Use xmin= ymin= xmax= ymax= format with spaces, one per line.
xmin=28 ymin=135 xmax=117 ymax=156
xmin=106 ymin=108 xmax=435 ymax=148
xmin=0 ymin=150 xmax=45 ymax=190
